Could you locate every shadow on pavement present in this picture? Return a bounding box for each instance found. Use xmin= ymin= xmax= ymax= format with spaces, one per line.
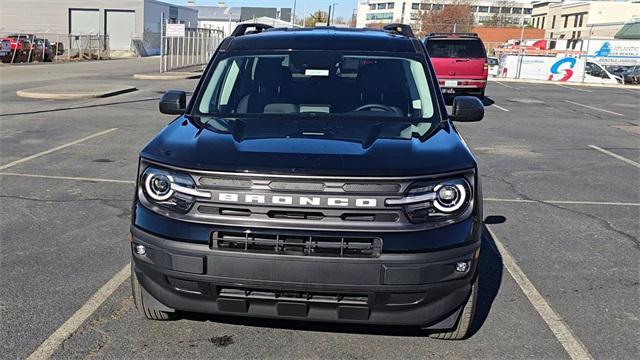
xmin=179 ymin=222 xmax=505 ymax=339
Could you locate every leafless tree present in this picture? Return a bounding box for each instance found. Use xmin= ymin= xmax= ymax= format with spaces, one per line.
xmin=420 ymin=0 xmax=476 ymax=35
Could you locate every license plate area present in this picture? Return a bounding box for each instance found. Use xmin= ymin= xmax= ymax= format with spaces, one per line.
xmin=444 ymin=80 xmax=458 ymax=87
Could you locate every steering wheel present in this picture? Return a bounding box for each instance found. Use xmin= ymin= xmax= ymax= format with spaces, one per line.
xmin=353 ymin=104 xmax=398 ymax=114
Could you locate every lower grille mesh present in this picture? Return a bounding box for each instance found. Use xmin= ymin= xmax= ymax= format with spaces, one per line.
xmin=212 ymin=231 xmax=382 ymax=257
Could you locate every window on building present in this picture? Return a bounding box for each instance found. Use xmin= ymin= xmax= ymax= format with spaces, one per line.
xmin=578 ymin=14 xmax=584 ymax=27
xmin=571 ymin=31 xmax=576 ymax=38
xmin=387 ymin=2 xmax=394 ymax=9
xmin=551 ymin=15 xmax=556 ymax=29
xmin=412 ymin=3 xmax=420 ymax=10
xmin=563 ymin=16 xmax=568 ymax=28
xmin=489 ymin=7 xmax=499 ymax=13
xmin=523 ymin=8 xmax=532 ymax=15
xmin=369 ymin=4 xmax=376 ymax=11
xmin=573 ymin=15 xmax=578 ymax=28
xmin=478 ymin=6 xmax=489 ymax=13
xmin=576 ymin=31 xmax=581 ymax=38
xmin=550 ymin=32 xmax=554 ymax=38
xmin=366 ymin=12 xmax=394 ymax=20
xmin=377 ymin=3 xmax=387 ymax=10
xmin=542 ymin=16 xmax=545 ymax=28
xmin=421 ymin=3 xmax=431 ymax=10
xmin=433 ymin=4 xmax=443 ymax=11
xmin=512 ymin=7 xmax=522 ymax=14
xmin=501 ymin=7 xmax=510 ymax=14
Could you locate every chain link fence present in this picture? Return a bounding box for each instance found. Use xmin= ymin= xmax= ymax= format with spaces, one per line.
xmin=0 ymin=31 xmax=110 ymax=63
xmin=160 ymin=20 xmax=224 ymax=73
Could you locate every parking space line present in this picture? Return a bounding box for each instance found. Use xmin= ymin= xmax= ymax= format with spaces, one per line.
xmin=555 ymin=84 xmax=593 ymax=93
xmin=0 ymin=128 xmax=118 ymax=171
xmin=494 ymin=81 xmax=518 ymax=90
xmin=492 ymin=104 xmax=510 ymax=112
xmin=485 ymin=198 xmax=640 ymax=207
xmin=588 ymin=145 xmax=640 ymax=168
xmin=486 ymin=226 xmax=593 ymax=360
xmin=26 ymin=263 xmax=131 ymax=360
xmin=564 ymin=100 xmax=624 ymax=117
xmin=0 ymin=172 xmax=135 ymax=184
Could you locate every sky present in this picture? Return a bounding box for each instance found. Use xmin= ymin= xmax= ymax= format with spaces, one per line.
xmin=166 ymin=0 xmax=358 ymax=20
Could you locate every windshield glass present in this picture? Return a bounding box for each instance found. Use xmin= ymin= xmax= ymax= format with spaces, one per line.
xmin=196 ymin=52 xmax=435 ymax=120
xmin=426 ymin=39 xmax=485 ymax=59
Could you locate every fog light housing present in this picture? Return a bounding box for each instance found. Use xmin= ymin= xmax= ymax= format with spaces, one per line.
xmin=455 ymin=261 xmax=469 ymax=273
xmin=135 ymin=244 xmax=146 ymax=256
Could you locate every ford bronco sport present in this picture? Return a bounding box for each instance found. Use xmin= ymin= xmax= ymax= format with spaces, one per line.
xmin=131 ymin=23 xmax=485 ymax=340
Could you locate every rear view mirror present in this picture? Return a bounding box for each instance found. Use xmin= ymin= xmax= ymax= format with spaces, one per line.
xmin=159 ymin=90 xmax=186 ymax=115
xmin=449 ymin=96 xmax=484 ymax=122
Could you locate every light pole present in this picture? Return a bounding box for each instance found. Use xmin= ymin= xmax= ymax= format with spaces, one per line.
xmin=331 ymin=3 xmax=338 ymax=25
xmin=292 ymin=0 xmax=297 ymax=27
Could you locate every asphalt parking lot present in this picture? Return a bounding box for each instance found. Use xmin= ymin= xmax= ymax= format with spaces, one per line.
xmin=1 ymin=59 xmax=638 ymax=359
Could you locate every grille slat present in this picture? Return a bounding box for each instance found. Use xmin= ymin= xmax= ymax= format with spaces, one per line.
xmin=213 ymin=231 xmax=382 ymax=258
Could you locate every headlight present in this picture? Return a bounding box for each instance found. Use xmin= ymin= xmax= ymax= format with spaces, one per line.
xmin=385 ymin=177 xmax=472 ymax=223
xmin=140 ymin=167 xmax=210 ymax=213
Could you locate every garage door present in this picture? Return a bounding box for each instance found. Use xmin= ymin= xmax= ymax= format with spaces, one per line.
xmin=70 ymin=9 xmax=99 ymax=34
xmin=105 ymin=10 xmax=135 ymax=51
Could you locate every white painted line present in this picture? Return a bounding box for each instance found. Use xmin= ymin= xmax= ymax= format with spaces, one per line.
xmin=0 ymin=128 xmax=118 ymax=171
xmin=555 ymin=83 xmax=592 ymax=93
xmin=588 ymin=145 xmax=640 ymax=169
xmin=564 ymin=100 xmax=625 ymax=117
xmin=0 ymin=172 xmax=135 ymax=184
xmin=485 ymin=198 xmax=640 ymax=207
xmin=486 ymin=226 xmax=593 ymax=360
xmin=492 ymin=104 xmax=510 ymax=112
xmin=26 ymin=263 xmax=131 ymax=360
xmin=494 ymin=81 xmax=517 ymax=89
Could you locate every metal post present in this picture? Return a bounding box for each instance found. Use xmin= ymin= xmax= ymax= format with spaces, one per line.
xmin=303 ymin=0 xmax=308 ymax=27
xmin=515 ymin=17 xmax=526 ymax=79
xmin=327 ymin=5 xmax=331 ymax=26
xmin=292 ymin=0 xmax=297 ymax=26
xmin=10 ymin=32 xmax=21 ymax=64
xmin=581 ymin=24 xmax=594 ymax=83
xmin=160 ymin=13 xmax=164 ymax=72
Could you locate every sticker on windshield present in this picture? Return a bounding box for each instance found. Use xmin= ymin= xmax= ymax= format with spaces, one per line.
xmin=305 ymin=69 xmax=329 ymax=76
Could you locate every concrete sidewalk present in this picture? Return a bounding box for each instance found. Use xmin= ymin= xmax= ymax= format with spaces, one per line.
xmin=16 ymin=84 xmax=137 ymax=100
xmin=133 ymin=71 xmax=201 ymax=80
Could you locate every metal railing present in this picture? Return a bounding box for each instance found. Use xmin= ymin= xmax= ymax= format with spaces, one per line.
xmin=0 ymin=31 xmax=109 ymax=63
xmin=159 ymin=19 xmax=224 ymax=73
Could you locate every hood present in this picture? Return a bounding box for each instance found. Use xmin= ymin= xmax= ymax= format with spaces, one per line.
xmin=140 ymin=116 xmax=476 ymax=177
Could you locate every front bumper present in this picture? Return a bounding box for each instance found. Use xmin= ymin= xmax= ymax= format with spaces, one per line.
xmin=131 ymin=225 xmax=480 ymax=327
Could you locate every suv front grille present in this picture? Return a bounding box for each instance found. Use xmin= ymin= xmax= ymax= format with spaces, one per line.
xmin=212 ymin=230 xmax=382 ymax=257
xmin=219 ymin=287 xmax=369 ymax=305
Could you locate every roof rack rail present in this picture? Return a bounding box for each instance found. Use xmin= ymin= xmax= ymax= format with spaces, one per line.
xmin=230 ymin=23 xmax=273 ymax=37
xmin=426 ymin=32 xmax=478 ymax=37
xmin=383 ymin=23 xmax=415 ymax=38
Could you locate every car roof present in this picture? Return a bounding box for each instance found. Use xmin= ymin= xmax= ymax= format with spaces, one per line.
xmin=225 ymin=27 xmax=419 ymax=53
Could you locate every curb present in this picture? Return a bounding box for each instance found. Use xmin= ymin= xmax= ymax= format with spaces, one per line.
xmin=16 ymin=85 xmax=137 ymax=100
xmin=488 ymin=77 xmax=640 ymax=90
xmin=133 ymin=72 xmax=201 ymax=80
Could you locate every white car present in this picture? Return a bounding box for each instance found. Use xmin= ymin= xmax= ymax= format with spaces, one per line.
xmin=487 ymin=57 xmax=499 ymax=77
xmin=585 ymin=61 xmax=623 ymax=84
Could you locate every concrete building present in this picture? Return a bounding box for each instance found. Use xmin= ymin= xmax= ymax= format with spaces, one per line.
xmin=0 ymin=0 xmax=197 ymax=55
xmin=532 ymin=1 xmax=640 ymax=39
xmin=190 ymin=3 xmax=292 ymax=37
xmin=355 ymin=0 xmax=533 ymax=28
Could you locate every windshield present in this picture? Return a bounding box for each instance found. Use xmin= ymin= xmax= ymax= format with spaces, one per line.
xmin=426 ymin=39 xmax=485 ymax=59
xmin=196 ymin=52 xmax=435 ymax=120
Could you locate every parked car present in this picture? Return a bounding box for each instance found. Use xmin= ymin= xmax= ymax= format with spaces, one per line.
xmin=487 ymin=57 xmax=499 ymax=77
xmin=424 ymin=33 xmax=488 ymax=98
xmin=606 ymin=65 xmax=640 ymax=85
xmin=32 ymin=38 xmax=55 ymax=62
xmin=130 ymin=23 xmax=485 ymax=340
xmin=585 ymin=61 xmax=623 ymax=84
xmin=0 ymin=38 xmax=11 ymax=61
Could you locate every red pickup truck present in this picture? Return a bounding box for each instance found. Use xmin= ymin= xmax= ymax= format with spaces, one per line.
xmin=424 ymin=33 xmax=488 ymax=98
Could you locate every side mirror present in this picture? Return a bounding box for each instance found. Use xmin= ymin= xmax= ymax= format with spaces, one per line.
xmin=159 ymin=90 xmax=186 ymax=115
xmin=449 ymin=96 xmax=484 ymax=122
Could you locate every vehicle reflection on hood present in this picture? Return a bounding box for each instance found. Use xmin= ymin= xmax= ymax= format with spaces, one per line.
xmin=193 ymin=116 xmax=440 ymax=149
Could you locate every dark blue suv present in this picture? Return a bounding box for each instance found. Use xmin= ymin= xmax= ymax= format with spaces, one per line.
xmin=130 ymin=24 xmax=485 ymax=339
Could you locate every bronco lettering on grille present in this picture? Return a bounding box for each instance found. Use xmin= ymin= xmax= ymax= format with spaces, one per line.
xmin=216 ymin=192 xmax=378 ymax=208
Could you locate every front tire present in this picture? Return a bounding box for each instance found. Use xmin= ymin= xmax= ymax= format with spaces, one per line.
xmin=131 ymin=265 xmax=174 ymax=321
xmin=429 ymin=275 xmax=478 ymax=340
